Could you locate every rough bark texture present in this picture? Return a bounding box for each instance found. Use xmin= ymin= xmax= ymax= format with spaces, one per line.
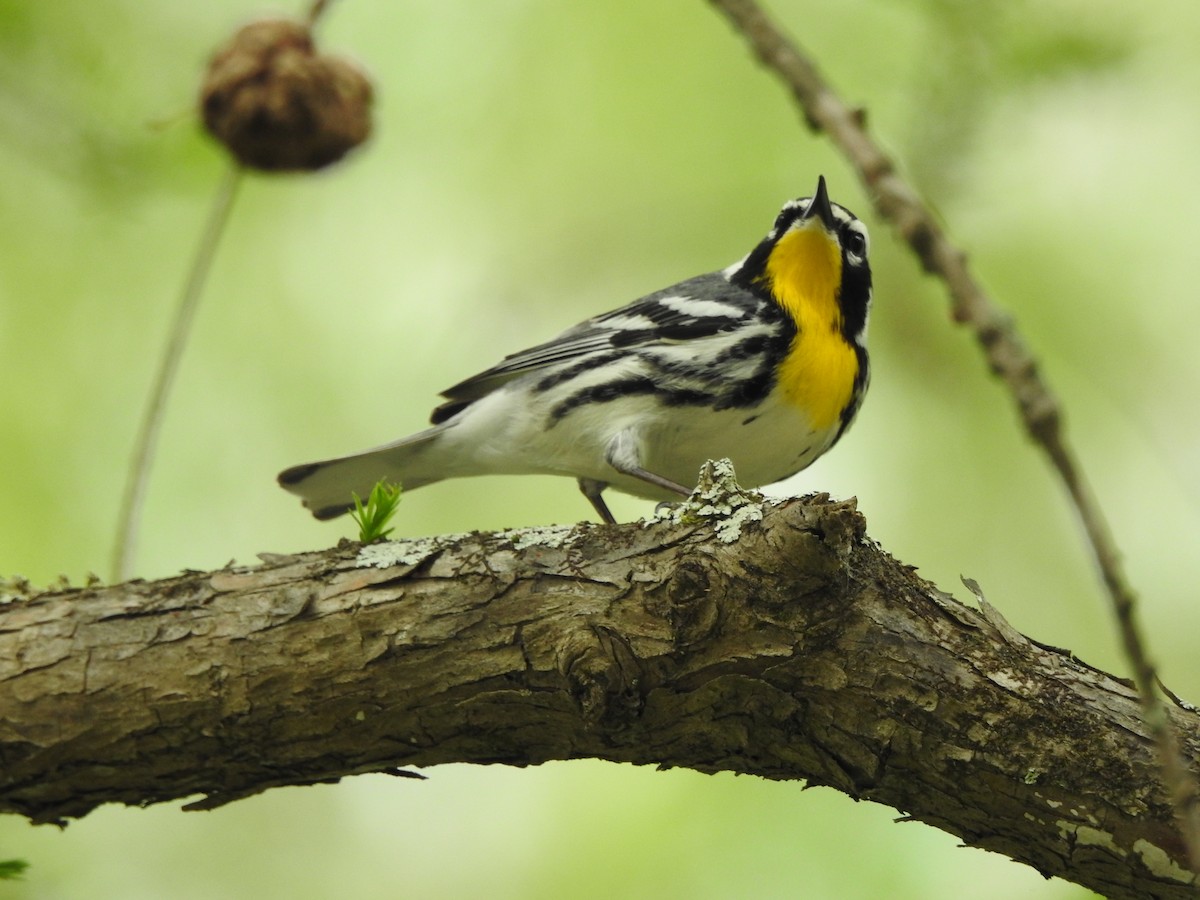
xmin=1 ymin=489 xmax=1197 ymax=898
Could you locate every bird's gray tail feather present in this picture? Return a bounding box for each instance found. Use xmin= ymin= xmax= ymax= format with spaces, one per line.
xmin=278 ymin=427 xmax=445 ymax=520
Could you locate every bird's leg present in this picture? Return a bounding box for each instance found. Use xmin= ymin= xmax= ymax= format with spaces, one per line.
xmin=611 ymin=462 xmax=691 ymax=497
xmin=578 ymin=478 xmax=617 ymax=525
xmin=604 ymin=431 xmax=692 ymax=498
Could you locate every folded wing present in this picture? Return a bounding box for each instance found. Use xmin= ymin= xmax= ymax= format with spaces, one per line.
xmin=430 ymin=273 xmax=759 ymax=423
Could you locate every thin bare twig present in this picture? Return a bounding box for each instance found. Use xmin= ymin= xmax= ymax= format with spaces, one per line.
xmin=113 ymin=0 xmax=346 ymax=582
xmin=111 ymin=165 xmax=243 ymax=582
xmin=306 ymin=0 xmax=336 ymax=27
xmin=706 ymin=0 xmax=1200 ymax=875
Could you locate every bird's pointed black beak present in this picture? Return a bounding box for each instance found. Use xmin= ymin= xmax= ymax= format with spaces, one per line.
xmin=801 ymin=175 xmax=837 ymax=230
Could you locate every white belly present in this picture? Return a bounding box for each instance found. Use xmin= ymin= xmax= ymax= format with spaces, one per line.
xmin=630 ymin=392 xmax=838 ymax=498
xmin=437 ymin=381 xmax=838 ymax=501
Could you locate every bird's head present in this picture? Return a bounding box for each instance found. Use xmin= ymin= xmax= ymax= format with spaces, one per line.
xmin=731 ymin=176 xmax=872 ymax=345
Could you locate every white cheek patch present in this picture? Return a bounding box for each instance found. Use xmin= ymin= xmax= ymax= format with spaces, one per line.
xmin=722 ymin=255 xmax=749 ymax=280
xmin=853 ymin=294 xmax=872 ymax=347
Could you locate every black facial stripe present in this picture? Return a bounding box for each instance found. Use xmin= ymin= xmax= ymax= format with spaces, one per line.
xmin=837 ymin=258 xmax=872 ymax=342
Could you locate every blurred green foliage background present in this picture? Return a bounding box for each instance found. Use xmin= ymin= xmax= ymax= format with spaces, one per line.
xmin=3 ymin=0 xmax=1199 ymax=897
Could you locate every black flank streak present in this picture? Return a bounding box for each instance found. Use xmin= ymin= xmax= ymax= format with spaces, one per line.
xmin=712 ymin=332 xmax=772 ymax=365
xmin=715 ymin=369 xmax=775 ymax=410
xmin=550 ymin=376 xmax=712 ymax=422
xmin=534 ymin=350 xmax=625 ymax=393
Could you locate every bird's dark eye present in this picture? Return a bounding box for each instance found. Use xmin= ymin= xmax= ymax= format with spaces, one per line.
xmin=843 ymin=229 xmax=867 ymax=258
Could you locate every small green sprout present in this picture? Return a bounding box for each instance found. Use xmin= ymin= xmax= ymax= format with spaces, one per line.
xmin=350 ymin=480 xmax=403 ymax=543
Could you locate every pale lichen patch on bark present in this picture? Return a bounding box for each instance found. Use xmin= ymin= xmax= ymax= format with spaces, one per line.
xmin=1064 ymin=824 xmax=1119 ymax=852
xmin=356 ymin=534 xmax=468 ymax=568
xmin=651 ymin=458 xmax=766 ymax=543
xmin=505 ymin=525 xmax=579 ymax=550
xmin=1132 ymin=838 xmax=1197 ymax=884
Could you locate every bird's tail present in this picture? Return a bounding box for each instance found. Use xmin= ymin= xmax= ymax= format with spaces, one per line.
xmin=277 ymin=427 xmax=446 ymax=520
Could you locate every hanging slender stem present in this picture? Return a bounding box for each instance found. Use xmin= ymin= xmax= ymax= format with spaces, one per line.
xmin=705 ymin=0 xmax=1200 ymax=874
xmin=111 ymin=165 xmax=243 ymax=582
xmin=307 ymin=0 xmax=336 ymax=27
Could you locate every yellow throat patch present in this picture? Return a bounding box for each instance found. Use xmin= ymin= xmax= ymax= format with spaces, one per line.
xmin=763 ymin=224 xmax=858 ymax=431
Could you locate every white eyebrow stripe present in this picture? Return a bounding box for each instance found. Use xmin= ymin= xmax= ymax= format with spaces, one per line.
xmin=656 ymin=294 xmax=746 ymax=319
xmin=831 ymin=206 xmax=864 ymax=231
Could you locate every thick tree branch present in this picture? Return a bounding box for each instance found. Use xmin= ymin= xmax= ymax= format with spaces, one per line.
xmin=2 ymin=486 xmax=1197 ymax=899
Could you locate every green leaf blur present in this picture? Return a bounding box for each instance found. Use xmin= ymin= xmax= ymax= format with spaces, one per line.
xmin=0 ymin=859 xmax=29 ymax=881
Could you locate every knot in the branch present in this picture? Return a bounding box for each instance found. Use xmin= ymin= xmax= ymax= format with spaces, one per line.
xmin=556 ymin=624 xmax=645 ymax=728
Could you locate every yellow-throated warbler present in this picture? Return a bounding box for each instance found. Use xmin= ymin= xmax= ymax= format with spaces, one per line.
xmin=279 ymin=176 xmax=872 ymax=524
